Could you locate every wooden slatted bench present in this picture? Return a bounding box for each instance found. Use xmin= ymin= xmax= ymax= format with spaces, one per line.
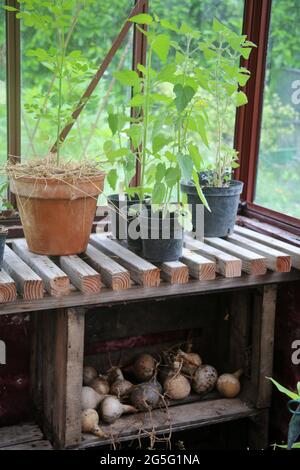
xmin=1 ymin=224 xmax=300 ymax=450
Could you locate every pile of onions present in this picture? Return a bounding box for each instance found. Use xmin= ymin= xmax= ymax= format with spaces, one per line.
xmin=90 ymin=375 xmax=110 ymax=395
xmin=110 ymin=368 xmax=133 ymax=398
xmin=81 ymin=386 xmax=105 ymax=410
xmin=176 ymin=349 xmax=202 ymax=376
xmin=130 ymin=377 xmax=162 ymax=411
xmin=125 ymin=354 xmax=157 ymax=382
xmin=192 ymin=365 xmax=218 ymax=394
xmin=162 ymin=359 xmax=191 ymax=401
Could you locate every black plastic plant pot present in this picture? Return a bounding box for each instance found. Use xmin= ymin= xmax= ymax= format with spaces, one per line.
xmin=0 ymin=227 xmax=8 ymax=271
xmin=139 ymin=209 xmax=183 ymax=263
xmin=180 ymin=179 xmax=243 ymax=238
xmin=107 ymin=194 xmax=146 ymax=253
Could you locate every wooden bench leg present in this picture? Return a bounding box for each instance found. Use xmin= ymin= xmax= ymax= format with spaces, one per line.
xmin=37 ymin=308 xmax=85 ymax=448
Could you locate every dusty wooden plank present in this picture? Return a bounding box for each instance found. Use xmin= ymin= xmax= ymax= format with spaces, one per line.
xmin=60 ymin=255 xmax=101 ymax=294
xmin=84 ymin=244 xmax=130 ymax=290
xmin=251 ymin=285 xmax=277 ymax=408
xmin=80 ymin=398 xmax=257 ymax=448
xmin=12 ymin=239 xmax=70 ymax=297
xmin=205 ymin=237 xmax=267 ymax=275
xmin=1 ymin=270 xmax=299 ymax=316
xmin=234 ymin=225 xmax=300 ymax=269
xmin=160 ymin=261 xmax=189 ymax=284
xmin=180 ymin=248 xmax=215 ymax=280
xmin=1 ymin=440 xmax=53 ymax=450
xmin=227 ymin=233 xmax=291 ymax=273
xmin=0 ymin=269 xmax=17 ymax=303
xmin=0 ymin=423 xmax=43 ymax=448
xmin=3 ymin=245 xmax=44 ymax=300
xmin=185 ymin=235 xmax=242 ymax=278
xmin=90 ymin=234 xmax=160 ymax=288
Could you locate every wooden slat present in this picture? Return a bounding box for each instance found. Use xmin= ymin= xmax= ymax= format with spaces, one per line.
xmin=0 ymin=269 xmax=17 ymax=303
xmin=1 ymin=440 xmax=53 ymax=450
xmin=184 ymin=235 xmax=242 ymax=278
xmin=180 ymin=248 xmax=215 ymax=280
xmin=80 ymin=398 xmax=257 ymax=448
xmin=160 ymin=261 xmax=189 ymax=284
xmin=0 ymin=423 xmax=43 ymax=449
xmin=235 ymin=225 xmax=300 ymax=269
xmin=205 ymin=237 xmax=267 ymax=275
xmin=227 ymin=233 xmax=291 ymax=273
xmin=12 ymin=239 xmax=70 ymax=297
xmin=60 ymin=255 xmax=101 ymax=294
xmin=3 ymin=245 xmax=44 ymax=300
xmin=89 ymin=234 xmax=160 ymax=288
xmin=84 ymin=244 xmax=130 ymax=290
xmin=1 ymin=270 xmax=300 ymax=316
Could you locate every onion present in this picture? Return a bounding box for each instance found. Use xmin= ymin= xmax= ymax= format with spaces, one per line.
xmin=217 ymin=369 xmax=243 ymax=398
xmin=81 ymin=386 xmax=105 ymax=410
xmin=81 ymin=409 xmax=106 ymax=438
xmin=130 ymin=377 xmax=162 ymax=411
xmin=90 ymin=375 xmax=110 ymax=395
xmin=164 ymin=372 xmax=191 ymax=400
xmin=128 ymin=354 xmax=157 ymax=382
xmin=100 ymin=396 xmax=137 ymax=424
xmin=110 ymin=368 xmax=133 ymax=398
xmin=177 ymin=349 xmax=202 ymax=376
xmin=83 ymin=365 xmax=98 ymax=385
xmin=192 ymin=365 xmax=218 ymax=394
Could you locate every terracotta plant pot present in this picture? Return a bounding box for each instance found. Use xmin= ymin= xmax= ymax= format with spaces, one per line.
xmin=10 ymin=174 xmax=105 ymax=255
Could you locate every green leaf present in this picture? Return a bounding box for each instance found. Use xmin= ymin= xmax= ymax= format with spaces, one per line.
xmin=108 ymin=113 xmax=118 ymax=136
xmin=189 ymin=116 xmax=209 ymax=147
xmin=129 ymin=13 xmax=153 ymax=25
xmin=236 ymin=91 xmax=248 ymax=107
xmin=240 ymin=47 xmax=252 ymax=60
xmin=152 ymin=182 xmax=166 ymax=204
xmin=267 ymin=378 xmax=300 ymax=400
xmin=2 ymin=5 xmax=19 ymax=11
xmin=107 ymin=169 xmax=118 ymax=190
xmin=188 ymin=144 xmax=203 ymax=172
xmin=152 ymin=34 xmax=170 ymax=63
xmin=212 ymin=18 xmax=226 ymax=33
xmin=124 ymin=125 xmax=143 ymax=149
xmin=113 ymin=70 xmax=140 ymax=87
xmin=152 ymin=134 xmax=171 ymax=154
xmin=160 ymin=19 xmax=179 ymax=32
xmin=177 ymin=154 xmax=193 ymax=181
xmin=156 ymin=63 xmax=177 ymax=83
xmin=192 ymin=169 xmax=210 ymax=211
xmin=297 ymin=382 xmax=300 ymax=396
xmin=137 ymin=63 xmax=147 ymax=75
xmin=165 ymin=167 xmax=180 ymax=188
xmin=237 ymin=73 xmax=250 ymax=87
xmin=224 ymin=84 xmax=237 ymax=96
xmin=155 ymin=163 xmax=166 ymax=183
xmin=173 ymin=84 xmax=195 ymax=113
xmin=129 ymin=94 xmax=144 ymax=107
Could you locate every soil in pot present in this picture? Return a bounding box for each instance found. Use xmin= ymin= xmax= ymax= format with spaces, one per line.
xmin=139 ymin=207 xmax=184 ymax=263
xmin=0 ymin=226 xmax=8 ymax=270
xmin=181 ymin=179 xmax=243 ymax=238
xmin=8 ymin=163 xmax=105 ymax=256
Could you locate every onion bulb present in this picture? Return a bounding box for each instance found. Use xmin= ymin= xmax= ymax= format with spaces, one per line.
xmin=129 ymin=354 xmax=157 ymax=382
xmin=217 ymin=369 xmax=243 ymax=398
xmin=177 ymin=349 xmax=202 ymax=376
xmin=100 ymin=396 xmax=137 ymax=424
xmin=164 ymin=372 xmax=191 ymax=400
xmin=110 ymin=368 xmax=133 ymax=398
xmin=83 ymin=365 xmax=98 ymax=385
xmin=130 ymin=377 xmax=162 ymax=411
xmin=192 ymin=365 xmax=218 ymax=394
xmin=81 ymin=409 xmax=106 ymax=438
xmin=90 ymin=375 xmax=110 ymax=395
xmin=81 ymin=386 xmax=105 ymax=410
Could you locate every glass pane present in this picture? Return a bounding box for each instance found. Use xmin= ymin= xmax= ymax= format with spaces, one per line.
xmin=0 ymin=7 xmax=6 ymax=165
xmin=20 ymin=1 xmax=133 ymax=200
xmin=150 ymin=0 xmax=244 ymax=169
xmin=255 ymin=0 xmax=300 ymax=218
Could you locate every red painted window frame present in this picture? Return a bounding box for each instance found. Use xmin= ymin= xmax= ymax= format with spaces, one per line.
xmin=234 ymin=0 xmax=300 ymax=234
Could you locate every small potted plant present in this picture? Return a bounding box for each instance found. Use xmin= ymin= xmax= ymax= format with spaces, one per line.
xmin=181 ymin=19 xmax=256 ymax=237
xmin=4 ymin=1 xmax=105 ymax=255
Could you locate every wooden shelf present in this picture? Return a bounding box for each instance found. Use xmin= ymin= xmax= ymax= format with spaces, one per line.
xmin=0 ymin=423 xmax=52 ymax=450
xmin=80 ymin=398 xmax=258 ymax=449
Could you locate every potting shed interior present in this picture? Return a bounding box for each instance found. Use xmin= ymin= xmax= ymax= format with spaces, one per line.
xmin=0 ymin=0 xmax=300 ymax=451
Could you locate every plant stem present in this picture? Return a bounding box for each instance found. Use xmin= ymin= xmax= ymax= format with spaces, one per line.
xmin=56 ymin=26 xmax=65 ymax=164
xmin=141 ymin=47 xmax=152 ymax=202
xmin=215 ymin=36 xmax=223 ymax=187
